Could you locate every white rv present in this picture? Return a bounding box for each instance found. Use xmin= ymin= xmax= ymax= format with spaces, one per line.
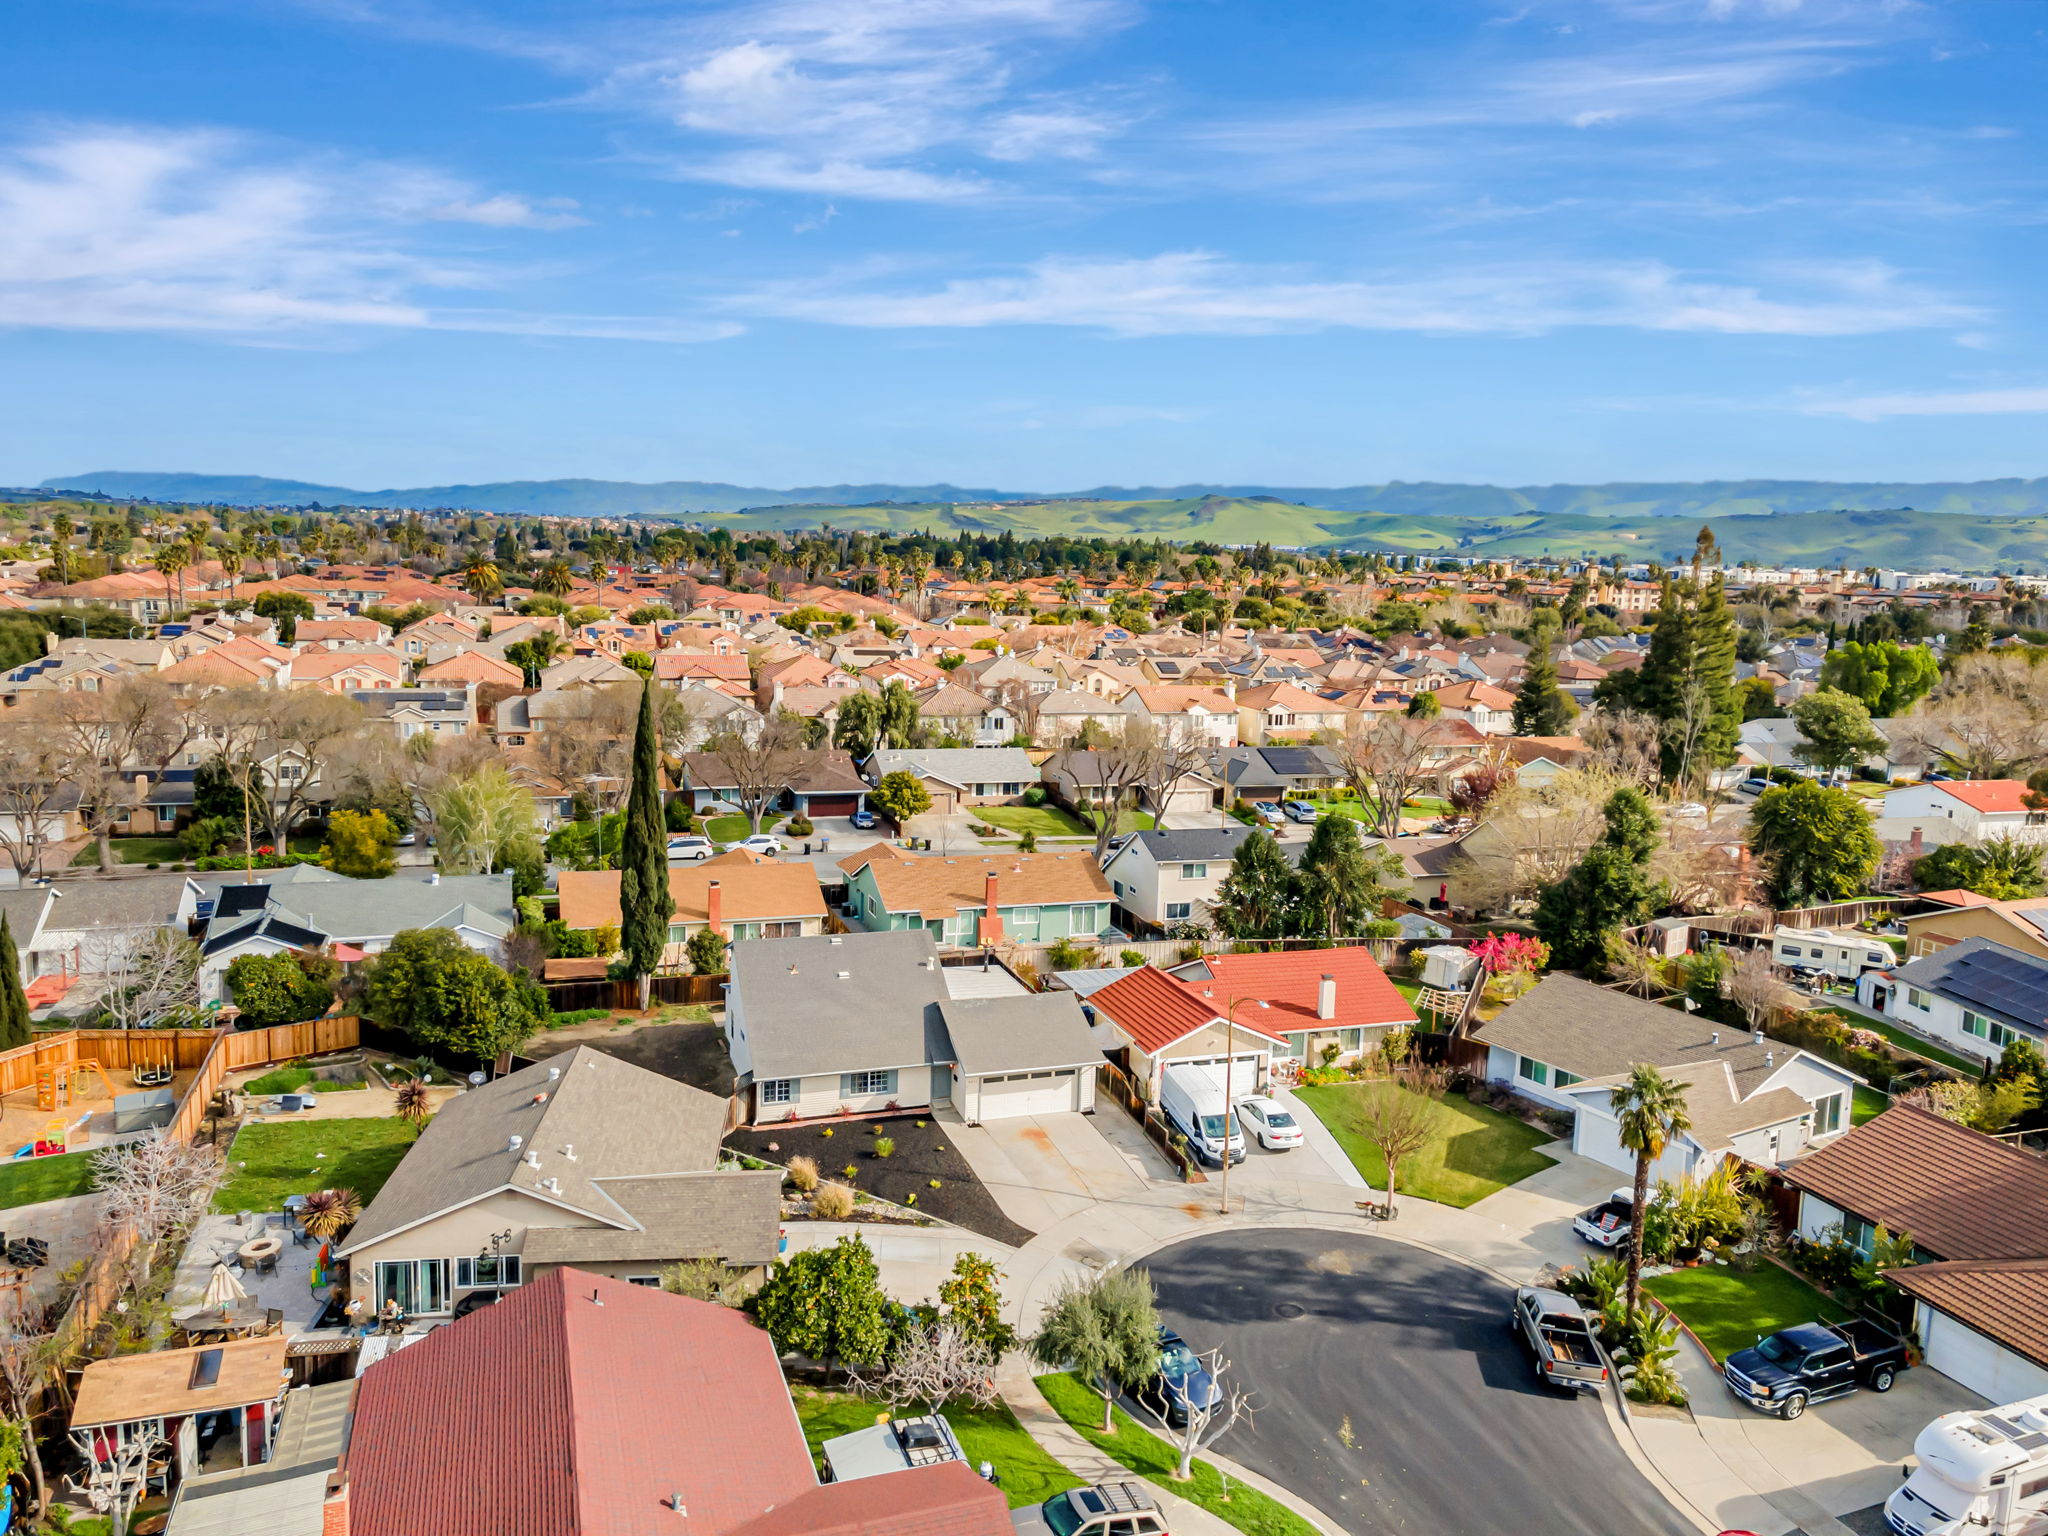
xmin=1772 ymin=926 xmax=1894 ymax=981
xmin=1884 ymin=1393 xmax=2048 ymax=1536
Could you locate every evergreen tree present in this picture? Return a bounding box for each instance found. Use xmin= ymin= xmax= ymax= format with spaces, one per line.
xmin=617 ymin=678 xmax=675 ymax=1009
xmin=1748 ymin=780 xmax=1881 ymax=907
xmin=1634 ymin=572 xmax=1740 ymax=788
xmin=1533 ymin=787 xmax=1662 ymax=969
xmin=1211 ymin=830 xmax=1299 ymax=941
xmin=1294 ymin=815 xmax=1401 ymax=939
xmin=1512 ymin=650 xmax=1572 ymax=736
xmin=0 ymin=916 xmax=30 ymax=1051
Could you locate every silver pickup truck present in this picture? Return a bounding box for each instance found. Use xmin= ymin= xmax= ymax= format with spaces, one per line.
xmin=1512 ymin=1286 xmax=1610 ymax=1393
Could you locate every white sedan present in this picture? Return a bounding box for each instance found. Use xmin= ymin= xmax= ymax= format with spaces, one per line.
xmin=728 ymin=833 xmax=786 ymax=856
xmin=1234 ymin=1096 xmax=1304 ymax=1151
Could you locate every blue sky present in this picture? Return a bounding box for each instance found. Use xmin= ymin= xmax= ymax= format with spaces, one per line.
xmin=4 ymin=0 xmax=2045 ymax=492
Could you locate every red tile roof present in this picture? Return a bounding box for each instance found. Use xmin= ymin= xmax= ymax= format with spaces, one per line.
xmin=1779 ymin=1105 xmax=2048 ymax=1262
xmin=1179 ymin=948 xmax=1422 ymax=1035
xmin=1088 ymin=964 xmax=1232 ymax=1053
xmin=346 ymin=1269 xmax=818 ymax=1536
xmin=725 ymin=1463 xmax=1009 ymax=1536
xmin=1930 ymin=778 xmax=2032 ymax=815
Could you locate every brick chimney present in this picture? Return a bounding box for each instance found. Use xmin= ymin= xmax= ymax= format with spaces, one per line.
xmin=976 ymin=869 xmax=1005 ymax=946
xmin=1908 ymin=827 xmax=1924 ymax=859
xmin=706 ymin=879 xmax=723 ymax=936
xmin=1317 ymin=974 xmax=1336 ymax=1021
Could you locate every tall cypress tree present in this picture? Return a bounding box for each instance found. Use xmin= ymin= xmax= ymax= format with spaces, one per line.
xmin=1636 ymin=573 xmax=1739 ymax=789
xmin=0 ymin=915 xmax=31 ymax=1051
xmin=1512 ymin=650 xmax=1572 ymax=736
xmin=617 ymin=679 xmax=675 ymax=1008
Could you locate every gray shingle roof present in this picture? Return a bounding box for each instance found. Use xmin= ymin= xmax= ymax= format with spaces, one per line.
xmin=42 ymin=873 xmax=192 ymax=932
xmin=729 ymin=929 xmax=950 ymax=1082
xmin=1473 ymin=972 xmax=1820 ymax=1096
xmin=868 ymin=747 xmax=1037 ymax=788
xmin=340 ymin=1045 xmax=729 ymax=1255
xmin=194 ymin=866 xmax=516 ymax=944
xmin=1891 ymin=937 xmax=2048 ymax=1035
xmin=937 ymin=992 xmax=1103 ymax=1077
xmin=1116 ymin=825 xmax=1263 ymax=864
xmin=519 ymin=1170 xmax=784 ymax=1267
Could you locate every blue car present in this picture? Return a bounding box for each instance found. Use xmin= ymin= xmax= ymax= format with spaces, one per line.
xmin=849 ymin=807 xmax=877 ymax=830
xmin=1136 ymin=1327 xmax=1220 ymax=1428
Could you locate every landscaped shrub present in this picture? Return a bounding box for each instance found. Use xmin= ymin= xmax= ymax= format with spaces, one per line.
xmin=872 ymin=1136 xmax=895 ymax=1159
xmin=1022 ymin=785 xmax=1047 ymax=806
xmin=811 ymin=1181 xmax=855 ymax=1219
xmin=546 ymin=1008 xmax=612 ymax=1030
xmin=787 ymin=1155 xmax=820 ymax=1193
xmin=1045 ymin=937 xmax=1102 ymax=972
xmin=1120 ymin=949 xmax=1144 ymax=967
xmin=786 ymin=815 xmax=815 ymax=837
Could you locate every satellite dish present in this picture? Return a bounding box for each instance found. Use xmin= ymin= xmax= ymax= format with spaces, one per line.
xmin=468 ymin=1070 xmax=486 ymax=1085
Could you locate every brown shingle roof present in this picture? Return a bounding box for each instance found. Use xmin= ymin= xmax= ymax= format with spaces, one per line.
xmin=1780 ymin=1104 xmax=2048 ymax=1261
xmin=555 ymin=854 xmax=825 ymax=930
xmin=1886 ymin=1258 xmax=2048 ymax=1372
xmin=72 ymin=1337 xmax=290 ymax=1428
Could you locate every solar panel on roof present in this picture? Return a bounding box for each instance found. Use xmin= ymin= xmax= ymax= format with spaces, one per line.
xmin=1941 ymin=949 xmax=2048 ymax=1025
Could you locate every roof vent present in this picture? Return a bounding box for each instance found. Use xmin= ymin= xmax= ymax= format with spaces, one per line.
xmin=829 ymin=935 xmax=843 ymax=946
xmin=562 ymin=1144 xmax=576 ymax=1161
xmin=532 ymin=1092 xmax=549 ymax=1105
xmin=507 ymin=1135 xmax=523 ymax=1152
xmin=547 ymin=1067 xmax=560 ymax=1082
xmin=524 ymin=1151 xmax=541 ymax=1168
xmin=542 ymin=1176 xmax=560 ymax=1193
xmin=837 ymin=970 xmax=850 ymax=979
xmin=1710 ymin=1031 xmax=1719 ymax=1046
xmin=1765 ymin=1051 xmax=1775 ymax=1067
xmin=1753 ymin=1030 xmax=1764 ymax=1046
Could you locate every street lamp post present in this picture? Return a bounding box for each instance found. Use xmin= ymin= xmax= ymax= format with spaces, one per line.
xmin=1203 ymin=990 xmax=1268 ymax=1216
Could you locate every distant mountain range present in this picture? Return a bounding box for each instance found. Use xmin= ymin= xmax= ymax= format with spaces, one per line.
xmin=39 ymin=470 xmax=2048 ymax=521
xmin=28 ymin=471 xmax=2048 ymax=571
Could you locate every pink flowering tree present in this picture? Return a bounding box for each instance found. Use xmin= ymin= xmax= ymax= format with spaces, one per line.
xmin=1470 ymin=932 xmax=1550 ymax=998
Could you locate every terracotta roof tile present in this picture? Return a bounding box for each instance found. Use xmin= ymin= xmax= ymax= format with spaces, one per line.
xmin=1886 ymin=1257 xmax=2048 ymax=1371
xmin=556 ymin=854 xmax=826 ymax=930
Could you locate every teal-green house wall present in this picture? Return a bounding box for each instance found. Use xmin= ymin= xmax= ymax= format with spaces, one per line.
xmin=844 ymin=865 xmax=1109 ymax=945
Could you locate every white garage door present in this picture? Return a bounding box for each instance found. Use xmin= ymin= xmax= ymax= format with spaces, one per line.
xmin=978 ymin=1069 xmax=1079 ymax=1119
xmin=1173 ymin=1053 xmax=1268 ymax=1095
xmin=1920 ymin=1305 xmax=2048 ymax=1404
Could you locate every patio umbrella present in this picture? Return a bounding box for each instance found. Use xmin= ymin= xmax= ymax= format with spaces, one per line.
xmin=204 ymin=1261 xmax=247 ymax=1310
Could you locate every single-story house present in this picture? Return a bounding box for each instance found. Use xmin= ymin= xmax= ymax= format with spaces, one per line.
xmin=1472 ymin=974 xmax=1862 ymax=1179
xmin=1162 ymin=947 xmax=1419 ymax=1069
xmin=865 ymin=747 xmax=1040 ymax=814
xmin=164 ymin=1379 xmax=352 ymax=1536
xmin=332 ymin=1271 xmax=1010 ymax=1536
xmin=1039 ymin=749 xmax=1222 ymax=824
xmin=556 ymin=850 xmax=828 ymax=965
xmin=337 ymin=1046 xmax=783 ymax=1306
xmin=1899 ymin=892 xmax=2048 ymax=963
xmin=674 ymin=749 xmax=871 ymax=819
xmin=1780 ymin=1104 xmax=2048 ymax=1403
xmin=1084 ymin=964 xmax=1287 ymax=1101
xmin=1882 ymin=779 xmax=2048 ymax=846
xmin=1858 ymin=937 xmax=2048 ymax=1066
xmin=1208 ymin=745 xmax=1343 ymax=806
xmin=195 ymin=866 xmax=516 ymax=1007
xmin=838 ymin=846 xmax=1112 ymax=949
xmin=724 ymin=929 xmax=1102 ymax=1123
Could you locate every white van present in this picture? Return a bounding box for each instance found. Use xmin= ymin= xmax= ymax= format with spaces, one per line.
xmin=1884 ymin=1392 xmax=2048 ymax=1536
xmin=1159 ymin=1063 xmax=1246 ymax=1167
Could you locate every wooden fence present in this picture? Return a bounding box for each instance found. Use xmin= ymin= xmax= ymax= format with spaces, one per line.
xmin=1097 ymin=1060 xmax=1203 ymax=1182
xmin=541 ymin=974 xmax=726 ymax=1013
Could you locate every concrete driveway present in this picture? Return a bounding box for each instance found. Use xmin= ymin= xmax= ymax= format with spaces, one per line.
xmin=947 ymin=1112 xmax=1153 ymax=1231
xmin=1150 ymin=1227 xmax=1698 ymax=1536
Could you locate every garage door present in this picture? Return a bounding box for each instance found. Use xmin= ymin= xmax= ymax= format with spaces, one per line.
xmin=1920 ymin=1305 xmax=2048 ymax=1404
xmin=1173 ymin=1053 xmax=1268 ymax=1094
xmin=807 ymin=794 xmax=859 ymax=817
xmin=977 ymin=1069 xmax=1079 ymax=1119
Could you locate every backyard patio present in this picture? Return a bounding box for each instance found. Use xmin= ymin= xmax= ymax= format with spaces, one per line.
xmin=169 ymin=1208 xmax=337 ymax=1337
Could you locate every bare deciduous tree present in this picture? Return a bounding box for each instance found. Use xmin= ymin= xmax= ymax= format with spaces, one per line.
xmin=533 ymin=681 xmax=643 ymax=814
xmin=1720 ymin=945 xmax=1794 ymax=1031
xmin=1908 ymin=654 xmax=2048 ymax=780
xmin=1581 ymin=708 xmax=1662 ymax=790
xmin=1357 ymin=1062 xmax=1447 ymax=1217
xmin=707 ymin=714 xmax=810 ymax=834
xmin=79 ymin=928 xmax=202 ymax=1030
xmin=43 ymin=678 xmax=196 ymax=873
xmin=1459 ymin=767 xmax=1625 ymax=911
xmin=91 ymin=1135 xmax=224 ymax=1274
xmin=1652 ymin=815 xmax=1749 ymax=914
xmin=0 ymin=717 xmax=74 ymax=880
xmin=0 ymin=1300 xmax=62 ymax=1523
xmin=1129 ymin=718 xmax=1207 ymax=833
xmin=73 ymin=1419 xmax=167 ymax=1536
xmin=1331 ymin=714 xmax=1458 ymax=840
xmin=1160 ymin=1346 xmax=1255 ymax=1482
xmin=854 ymin=1322 xmax=1000 ymax=1412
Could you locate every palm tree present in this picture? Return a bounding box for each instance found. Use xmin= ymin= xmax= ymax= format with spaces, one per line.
xmin=394 ymin=1079 xmax=432 ymax=1138
xmin=1612 ymin=1063 xmax=1693 ymax=1325
xmin=536 ymin=560 xmax=573 ymax=598
xmin=152 ymin=543 xmax=190 ymax=614
xmin=463 ymin=559 xmax=503 ymax=604
xmin=298 ymin=1186 xmax=361 ymax=1241
xmin=219 ymin=547 xmax=244 ymax=606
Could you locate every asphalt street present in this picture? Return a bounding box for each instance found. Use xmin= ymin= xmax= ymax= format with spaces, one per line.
xmin=1146 ymin=1229 xmax=1698 ymax=1536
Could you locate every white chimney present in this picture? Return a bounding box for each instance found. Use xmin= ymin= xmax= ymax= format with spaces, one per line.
xmin=1317 ymin=975 xmax=1336 ymax=1021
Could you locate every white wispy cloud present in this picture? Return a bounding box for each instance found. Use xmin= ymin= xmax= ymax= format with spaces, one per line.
xmin=0 ymin=123 xmax=722 ymax=342
xmin=1804 ymin=385 xmax=2048 ymax=421
xmin=725 ymin=249 xmax=1977 ymax=337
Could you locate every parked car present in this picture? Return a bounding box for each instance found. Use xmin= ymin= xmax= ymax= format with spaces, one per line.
xmin=395 ymin=830 xmax=417 ymax=847
xmin=1252 ymin=802 xmax=1285 ymax=825
xmin=1571 ymin=1188 xmax=1638 ymax=1248
xmin=849 ymin=807 xmax=877 ymax=830
xmin=1281 ymin=799 xmax=1319 ymax=823
xmin=728 ymin=834 xmax=785 ymax=856
xmin=666 ymin=835 xmax=715 ymax=862
xmin=1511 ymin=1286 xmax=1609 ymax=1393
xmin=1012 ymin=1482 xmax=1169 ymax=1536
xmin=1723 ymin=1319 xmax=1908 ymax=1419
xmin=1135 ymin=1327 xmax=1219 ymax=1428
xmin=1234 ymin=1096 xmax=1304 ymax=1150
xmin=1738 ymin=777 xmax=1773 ymax=795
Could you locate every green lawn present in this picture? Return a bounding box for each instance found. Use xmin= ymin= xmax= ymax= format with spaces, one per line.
xmin=1643 ymin=1262 xmax=1849 ymax=1364
xmin=214 ymin=1117 xmax=417 ymax=1214
xmin=974 ymin=803 xmax=1092 ymax=838
xmin=72 ymin=836 xmax=184 ymax=867
xmin=1294 ymin=1081 xmax=1558 ymax=1207
xmin=1034 ymin=1372 xmax=1316 ymax=1536
xmin=1823 ymin=1010 xmax=1981 ymax=1075
xmin=789 ymin=1385 xmax=1080 ymax=1511
xmin=1853 ymin=1084 xmax=1890 ymax=1126
xmin=0 ymin=1150 xmax=97 ymax=1208
xmin=705 ymin=813 xmax=784 ymax=843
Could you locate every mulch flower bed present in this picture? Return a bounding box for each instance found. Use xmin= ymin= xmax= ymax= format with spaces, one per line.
xmin=724 ymin=1114 xmax=1035 ymax=1248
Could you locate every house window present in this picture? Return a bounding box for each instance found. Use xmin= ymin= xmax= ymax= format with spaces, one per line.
xmin=1003 ymin=782 xmax=1022 ymax=795
xmin=1338 ymin=1028 xmax=1363 ymax=1053
xmin=1812 ymin=1093 xmax=1843 ymax=1136
xmin=759 ymin=1078 xmax=794 ymax=1104
xmin=842 ymin=1069 xmax=897 ymax=1097
xmin=1962 ymin=1010 xmax=2016 ymax=1047
xmin=667 ymin=922 xmax=689 ymax=944
xmin=626 ymin=1276 xmax=661 ymax=1287
xmin=454 ymin=1255 xmax=522 ymax=1290
xmin=731 ymin=921 xmax=803 ymax=941
xmin=1069 ymin=905 xmax=1102 ymax=933
xmin=1003 ymin=906 xmax=1041 ymax=941
xmin=1906 ymin=987 xmax=1931 ymax=1012
xmin=373 ymin=1259 xmax=448 ymax=1315
xmin=1180 ymin=863 xmax=1207 ymax=880
xmin=1517 ymin=1056 xmax=1550 ymax=1087
xmin=1553 ymin=1069 xmax=1581 ymax=1089
xmin=1165 ymin=902 xmax=1192 ymax=921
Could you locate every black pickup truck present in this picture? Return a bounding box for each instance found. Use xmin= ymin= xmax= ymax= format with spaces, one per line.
xmin=1723 ymin=1319 xmax=1908 ymax=1419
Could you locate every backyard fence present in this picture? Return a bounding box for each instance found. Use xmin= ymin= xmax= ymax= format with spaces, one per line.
xmin=1097 ymin=1060 xmax=1204 ymax=1182
xmin=542 ymin=973 xmax=726 ymax=1013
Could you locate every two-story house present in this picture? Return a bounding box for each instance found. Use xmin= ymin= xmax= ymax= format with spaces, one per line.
xmin=1103 ymin=826 xmax=1288 ymax=933
xmin=1121 ymin=687 xmax=1240 ymax=750
xmin=1232 ymin=684 xmax=1350 ymax=746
